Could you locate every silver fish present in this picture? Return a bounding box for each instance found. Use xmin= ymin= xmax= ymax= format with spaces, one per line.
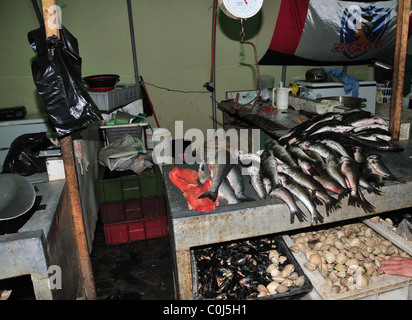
xmin=366 ymin=155 xmax=399 ymax=181
xmin=277 ymin=163 xmax=324 ymax=194
xmin=246 ymin=164 xmax=266 ymax=199
xmin=299 ymin=141 xmax=336 ymax=159
xmin=260 ymin=149 xmax=279 ymax=191
xmin=350 ymin=116 xmax=389 ymax=127
xmin=298 ymin=158 xmax=349 ymax=201
xmin=287 ymin=146 xmax=319 ymax=163
xmin=320 ymin=139 xmax=352 ymax=158
xmin=340 ymin=156 xmax=375 ymax=213
xmin=265 ymin=139 xmax=298 ymax=167
xmin=309 ymin=124 xmax=353 ymax=136
xmin=352 ymin=123 xmax=389 ymax=133
xmin=263 ymin=177 xmax=272 ymax=195
xmin=199 ymin=149 xmax=235 ymax=202
xmin=219 ymin=180 xmax=242 ymax=204
xmin=269 ymin=185 xmax=307 ymax=224
xmin=226 ymin=165 xmax=254 ymax=201
xmin=325 ymin=155 xmax=349 ymax=189
xmin=198 ymin=160 xmax=241 ymax=204
xmin=278 ymin=173 xmax=322 ymax=225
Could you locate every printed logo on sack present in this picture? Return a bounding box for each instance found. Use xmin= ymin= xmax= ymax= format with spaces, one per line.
xmin=332 ymin=5 xmax=391 ymax=60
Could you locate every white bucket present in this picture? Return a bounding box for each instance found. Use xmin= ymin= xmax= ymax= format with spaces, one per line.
xmin=152 ymin=128 xmax=173 ymax=164
xmin=272 ymin=87 xmax=291 ymax=110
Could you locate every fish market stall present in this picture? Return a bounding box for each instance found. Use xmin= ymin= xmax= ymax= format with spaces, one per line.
xmin=164 ymin=107 xmax=412 ymax=300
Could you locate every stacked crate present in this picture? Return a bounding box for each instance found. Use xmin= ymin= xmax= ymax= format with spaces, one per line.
xmin=97 ymin=164 xmax=168 ymax=245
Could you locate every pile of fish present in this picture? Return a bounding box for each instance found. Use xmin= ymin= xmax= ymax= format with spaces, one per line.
xmin=197 ymin=109 xmax=403 ymax=224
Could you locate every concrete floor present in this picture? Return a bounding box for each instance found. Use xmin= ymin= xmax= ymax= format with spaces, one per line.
xmin=91 ymin=218 xmax=175 ymax=300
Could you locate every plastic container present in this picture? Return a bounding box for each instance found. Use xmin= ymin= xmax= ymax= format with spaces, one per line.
xmin=272 ymin=87 xmax=291 ymax=110
xmin=89 ymin=83 xmax=140 ymax=111
xmin=283 ymin=223 xmax=412 ymax=300
xmin=100 ymin=196 xmax=166 ymax=224
xmin=99 ymin=121 xmax=148 ymax=146
xmin=191 ymin=235 xmax=313 ymax=300
xmin=103 ymin=216 xmax=168 ymax=245
xmin=97 ymin=164 xmax=164 ymax=203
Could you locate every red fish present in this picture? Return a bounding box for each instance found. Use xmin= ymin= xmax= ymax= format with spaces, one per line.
xmin=169 ymin=167 xmax=218 ymax=212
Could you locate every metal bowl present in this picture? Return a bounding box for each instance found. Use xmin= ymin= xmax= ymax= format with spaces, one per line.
xmin=318 ymin=96 xmax=367 ymax=109
xmin=0 ymin=174 xmax=36 ymax=221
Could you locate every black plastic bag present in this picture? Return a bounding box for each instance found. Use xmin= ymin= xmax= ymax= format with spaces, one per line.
xmin=2 ymin=132 xmax=54 ymax=176
xmin=28 ymin=26 xmax=102 ymax=137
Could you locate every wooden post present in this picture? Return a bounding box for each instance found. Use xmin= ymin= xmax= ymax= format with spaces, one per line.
xmin=41 ymin=0 xmax=96 ymax=300
xmin=389 ymin=0 xmax=411 ymax=140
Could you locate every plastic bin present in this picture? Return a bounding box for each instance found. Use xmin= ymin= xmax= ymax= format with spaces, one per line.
xmin=103 ymin=216 xmax=168 ymax=245
xmin=97 ymin=165 xmax=164 ymax=203
xmin=99 ymin=121 xmax=148 ymax=146
xmin=100 ymin=196 xmax=166 ymax=224
xmin=283 ymin=222 xmax=412 ymax=300
xmin=89 ymin=83 xmax=140 ymax=111
xmin=191 ymin=235 xmax=313 ymax=300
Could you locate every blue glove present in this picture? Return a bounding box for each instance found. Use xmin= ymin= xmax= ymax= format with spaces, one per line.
xmin=323 ymin=68 xmax=359 ymax=97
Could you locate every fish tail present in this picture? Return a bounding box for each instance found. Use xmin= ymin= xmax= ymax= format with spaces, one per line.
xmin=291 ymin=208 xmax=307 ymax=224
xmin=337 ymin=188 xmax=351 ymax=201
xmin=358 ymin=190 xmax=376 ymax=213
xmin=364 ymin=185 xmax=383 ymax=196
xmin=312 ymin=196 xmax=323 ymax=206
xmin=323 ymin=198 xmax=341 ymax=216
xmin=311 ymin=209 xmax=324 ymax=225
xmin=198 ymin=189 xmax=218 ymax=202
xmin=236 ymin=194 xmax=255 ymax=202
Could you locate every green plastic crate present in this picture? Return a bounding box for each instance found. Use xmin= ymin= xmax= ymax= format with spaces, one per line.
xmin=98 ymin=164 xmax=164 ymax=203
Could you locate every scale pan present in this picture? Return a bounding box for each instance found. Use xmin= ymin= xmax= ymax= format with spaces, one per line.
xmin=0 ymin=174 xmax=36 ymax=221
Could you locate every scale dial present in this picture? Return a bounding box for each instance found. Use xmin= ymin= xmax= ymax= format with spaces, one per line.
xmin=219 ymin=0 xmax=264 ymax=19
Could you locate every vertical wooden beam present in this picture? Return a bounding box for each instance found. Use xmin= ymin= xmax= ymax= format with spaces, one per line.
xmin=389 ymin=0 xmax=411 ymax=140
xmin=41 ymin=0 xmax=96 ymax=300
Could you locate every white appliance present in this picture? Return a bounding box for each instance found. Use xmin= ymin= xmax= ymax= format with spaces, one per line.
xmin=296 ymin=80 xmax=377 ymax=113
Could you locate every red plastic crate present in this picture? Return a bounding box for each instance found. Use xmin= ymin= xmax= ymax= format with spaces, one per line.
xmin=100 ymin=196 xmax=166 ymax=224
xmin=103 ymin=216 xmax=168 ymax=245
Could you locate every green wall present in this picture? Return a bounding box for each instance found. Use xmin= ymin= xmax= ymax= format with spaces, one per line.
xmin=0 ymin=0 xmax=374 ymax=136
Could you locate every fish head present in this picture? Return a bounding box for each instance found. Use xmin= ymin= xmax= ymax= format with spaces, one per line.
xmin=298 ymin=141 xmax=310 ymax=150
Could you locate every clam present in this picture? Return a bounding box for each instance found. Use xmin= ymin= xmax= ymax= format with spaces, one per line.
xmin=288 ymin=272 xmax=299 ymax=281
xmin=266 ymin=281 xmax=279 ymax=295
xmin=309 ymin=253 xmax=322 ymax=267
xmin=356 ymin=274 xmax=369 ymax=288
xmin=257 ymin=284 xmax=269 ymax=294
xmin=272 ymin=276 xmax=286 ymax=283
xmin=346 ymin=258 xmax=359 ymax=267
xmin=324 ymin=251 xmax=336 ymax=264
xmin=276 ymin=284 xmax=289 ymax=293
xmin=289 ymin=246 xmax=299 ymax=253
xmin=334 ymin=263 xmax=347 ymax=272
xmin=335 ymin=253 xmax=348 ymax=264
xmin=281 ymin=264 xmax=295 ymax=278
xmin=304 ymin=262 xmax=317 ymax=271
xmin=281 ymin=279 xmax=294 ymax=287
xmin=278 ymin=256 xmax=288 ymax=264
xmin=334 ymin=241 xmax=345 ymax=250
xmin=294 ymin=275 xmax=305 ymax=287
